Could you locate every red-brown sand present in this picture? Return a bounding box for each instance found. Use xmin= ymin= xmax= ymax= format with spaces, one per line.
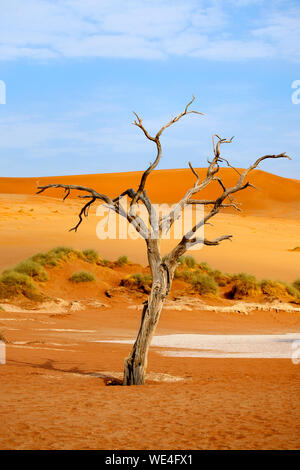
xmin=0 ymin=304 xmax=299 ymax=450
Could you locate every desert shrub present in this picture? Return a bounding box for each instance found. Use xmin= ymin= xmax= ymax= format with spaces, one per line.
xmin=284 ymin=283 xmax=300 ymax=299
xmin=174 ymin=267 xmax=194 ymax=282
xmin=31 ymin=247 xmax=83 ymax=267
xmin=82 ymin=249 xmax=99 ymax=264
xmin=211 ymin=269 xmax=231 ymax=286
xmin=173 ymin=268 xmax=181 ymax=279
xmin=51 ymin=246 xmax=74 ymax=256
xmin=260 ymin=279 xmax=299 ymax=301
xmin=182 ymin=256 xmax=197 ymax=268
xmin=51 ymin=246 xmax=84 ymax=261
xmin=261 ymin=280 xmax=288 ymax=298
xmin=198 ymin=262 xmax=213 ymax=274
xmin=116 ymin=255 xmax=129 ymax=267
xmin=121 ymin=273 xmax=152 ymax=293
xmin=13 ymin=260 xmax=49 ymax=282
xmin=0 ymin=271 xmax=35 ymax=287
xmin=190 ymin=272 xmax=218 ymax=295
xmin=293 ymin=279 xmax=300 ymax=292
xmin=230 ymin=273 xmax=260 ymax=299
xmin=69 ymin=271 xmax=96 ymax=283
xmin=0 ymin=271 xmax=39 ymax=299
xmin=102 ymin=259 xmax=111 ymax=267
xmin=31 ymin=251 xmax=59 ymax=267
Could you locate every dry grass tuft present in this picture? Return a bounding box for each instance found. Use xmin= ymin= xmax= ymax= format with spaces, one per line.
xmin=121 ymin=273 xmax=152 ymax=294
xmin=69 ymin=271 xmax=96 ymax=283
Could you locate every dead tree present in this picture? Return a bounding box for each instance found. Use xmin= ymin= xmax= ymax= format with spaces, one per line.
xmin=37 ymin=97 xmax=290 ymax=385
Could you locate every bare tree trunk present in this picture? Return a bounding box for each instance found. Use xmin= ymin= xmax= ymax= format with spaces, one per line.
xmin=123 ymin=291 xmax=165 ymax=385
xmin=123 ymin=241 xmax=172 ymax=385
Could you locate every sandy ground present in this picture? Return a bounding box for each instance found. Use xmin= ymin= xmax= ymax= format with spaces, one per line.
xmin=0 ymin=305 xmax=299 ymax=450
xmin=0 ymin=168 xmax=299 ymax=450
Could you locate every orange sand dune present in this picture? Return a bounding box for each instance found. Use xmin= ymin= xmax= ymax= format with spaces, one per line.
xmin=1 ymin=167 xmax=299 ymax=217
xmin=0 ymin=192 xmax=300 ymax=281
xmin=0 ymin=168 xmax=299 ymax=280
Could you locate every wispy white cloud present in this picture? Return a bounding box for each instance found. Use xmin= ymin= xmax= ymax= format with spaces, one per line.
xmin=253 ymin=8 xmax=300 ymax=62
xmin=0 ymin=0 xmax=299 ymax=61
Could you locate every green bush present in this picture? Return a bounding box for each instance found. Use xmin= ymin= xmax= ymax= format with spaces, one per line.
xmin=211 ymin=269 xmax=231 ymax=286
xmin=284 ymin=283 xmax=300 ymax=299
xmin=31 ymin=251 xmax=59 ymax=267
xmin=51 ymin=246 xmax=74 ymax=256
xmin=261 ymin=279 xmax=299 ymax=301
xmin=0 ymin=271 xmax=36 ymax=287
xmin=261 ymin=280 xmax=288 ymax=298
xmin=190 ymin=272 xmax=218 ymax=295
xmin=82 ymin=249 xmax=99 ymax=264
xmin=183 ymin=256 xmax=197 ymax=268
xmin=69 ymin=271 xmax=96 ymax=283
xmin=52 ymin=246 xmax=84 ymax=261
xmin=116 ymin=255 xmax=129 ymax=267
xmin=293 ymin=279 xmax=300 ymax=292
xmin=30 ymin=247 xmax=83 ymax=267
xmin=121 ymin=273 xmax=152 ymax=293
xmin=174 ymin=267 xmax=194 ymax=282
xmin=0 ymin=271 xmax=39 ymax=299
xmin=102 ymin=259 xmax=111 ymax=266
xmin=13 ymin=260 xmax=49 ymax=282
xmin=230 ymin=273 xmax=260 ymax=299
xmin=198 ymin=261 xmax=213 ymax=274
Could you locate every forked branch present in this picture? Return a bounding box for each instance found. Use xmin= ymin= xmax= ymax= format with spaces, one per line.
xmin=131 ymin=96 xmax=204 ymax=206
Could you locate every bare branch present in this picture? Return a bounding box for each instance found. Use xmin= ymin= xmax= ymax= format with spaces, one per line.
xmin=203 ymin=234 xmax=233 ymax=245
xmin=167 ymin=146 xmax=290 ymax=261
xmin=188 ymin=161 xmax=200 ymax=187
xmin=37 ymin=183 xmax=150 ymax=238
xmin=218 ymin=156 xmax=241 ymax=176
xmin=213 ymin=134 xmax=235 ymax=158
xmin=131 ymin=97 xmax=204 ymax=207
xmin=70 ymin=196 xmax=96 ymax=232
xmin=37 ymin=183 xmax=113 ymax=204
xmin=192 ymin=234 xmax=233 ymax=246
xmin=156 ymin=96 xmax=204 ymax=139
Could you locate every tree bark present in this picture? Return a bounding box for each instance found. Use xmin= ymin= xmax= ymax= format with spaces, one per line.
xmin=123 ymin=241 xmax=171 ymax=385
xmin=122 ymin=293 xmax=165 ymax=385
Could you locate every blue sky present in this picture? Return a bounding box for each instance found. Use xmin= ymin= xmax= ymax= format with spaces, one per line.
xmin=0 ymin=0 xmax=299 ymax=178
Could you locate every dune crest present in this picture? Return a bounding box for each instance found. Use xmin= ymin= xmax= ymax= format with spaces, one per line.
xmin=1 ymin=168 xmax=299 ymax=217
